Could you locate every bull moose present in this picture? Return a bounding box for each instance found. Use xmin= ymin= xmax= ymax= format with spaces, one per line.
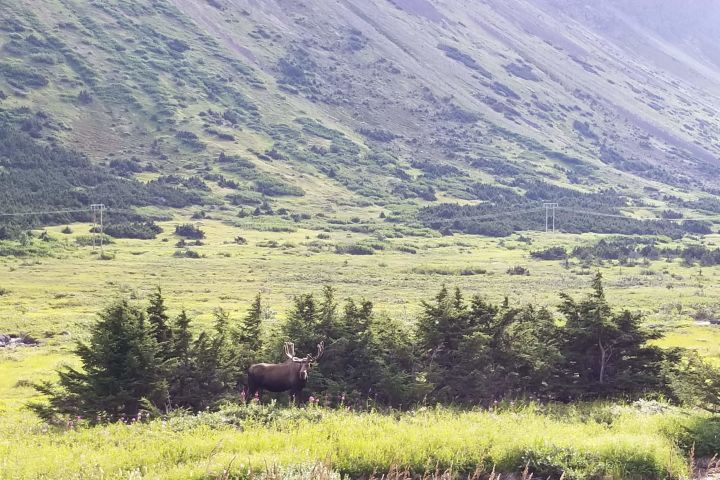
xmin=246 ymin=341 xmax=324 ymax=402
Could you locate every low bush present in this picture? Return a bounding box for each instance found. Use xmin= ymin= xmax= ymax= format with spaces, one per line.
xmin=174 ymin=223 xmax=205 ymax=239
xmin=411 ymin=266 xmax=485 ymax=276
xmin=254 ymin=177 xmax=304 ymax=197
xmin=531 ymin=246 xmax=567 ymax=260
xmin=75 ymin=235 xmax=114 ymax=246
xmin=104 ymin=221 xmax=162 ymax=240
xmin=335 ymin=243 xmax=374 ymax=255
xmin=507 ymin=265 xmax=530 ymax=275
xmin=173 ymin=249 xmax=202 ymax=258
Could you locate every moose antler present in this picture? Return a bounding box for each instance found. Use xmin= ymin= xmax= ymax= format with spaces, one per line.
xmin=309 ymin=341 xmax=325 ymax=362
xmin=285 ymin=342 xmax=305 ymax=362
xmin=284 ymin=342 xmax=295 ymax=360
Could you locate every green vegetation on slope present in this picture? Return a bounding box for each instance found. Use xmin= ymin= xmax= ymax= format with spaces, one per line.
xmin=3 ymin=0 xmax=720 ymax=240
xmin=0 ymin=117 xmax=205 ymax=236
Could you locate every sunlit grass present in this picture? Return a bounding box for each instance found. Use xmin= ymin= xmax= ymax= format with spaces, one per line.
xmin=0 ymin=404 xmax=700 ymax=479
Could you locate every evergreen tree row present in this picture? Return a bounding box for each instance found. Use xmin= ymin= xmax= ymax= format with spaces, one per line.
xmin=418 ymin=181 xmax=704 ymax=238
xmin=31 ymin=275 xmax=720 ymax=422
xmin=0 ymin=118 xmax=204 ymax=239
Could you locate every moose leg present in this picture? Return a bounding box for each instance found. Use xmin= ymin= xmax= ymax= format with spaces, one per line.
xmin=247 ymin=377 xmax=261 ymax=402
xmin=290 ymin=389 xmax=305 ymax=405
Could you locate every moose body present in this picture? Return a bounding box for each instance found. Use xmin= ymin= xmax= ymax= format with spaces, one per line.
xmin=246 ymin=342 xmax=323 ymax=401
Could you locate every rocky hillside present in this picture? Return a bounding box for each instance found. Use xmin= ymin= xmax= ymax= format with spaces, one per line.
xmin=1 ymin=0 xmax=720 ymax=235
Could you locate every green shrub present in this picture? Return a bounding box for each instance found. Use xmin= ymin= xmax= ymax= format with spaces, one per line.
xmin=0 ymin=62 xmax=48 ymax=89
xmin=75 ymin=235 xmax=114 ymax=246
xmin=175 ymin=130 xmax=205 ymax=150
xmin=335 ymin=243 xmax=374 ymax=255
xmin=459 ymin=267 xmax=487 ymax=275
xmin=254 ymin=177 xmax=304 ymax=197
xmin=507 ymin=265 xmax=530 ymax=275
xmin=174 ymin=223 xmax=205 ymax=239
xmin=173 ymin=249 xmax=201 ymax=258
xmin=105 ymin=221 xmax=162 ymax=239
xmin=531 ymin=246 xmax=567 ymax=260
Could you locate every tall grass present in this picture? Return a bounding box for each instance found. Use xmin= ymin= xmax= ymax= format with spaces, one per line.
xmin=1 ymin=402 xmax=712 ymax=479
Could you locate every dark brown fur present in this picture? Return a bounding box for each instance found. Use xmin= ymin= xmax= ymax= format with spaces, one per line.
xmin=246 ymin=342 xmax=323 ymax=401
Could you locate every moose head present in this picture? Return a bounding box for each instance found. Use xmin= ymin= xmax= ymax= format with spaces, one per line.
xmin=246 ymin=341 xmax=324 ymax=402
xmin=284 ymin=341 xmax=324 ymax=380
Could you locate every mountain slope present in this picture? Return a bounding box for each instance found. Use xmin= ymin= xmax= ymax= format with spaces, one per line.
xmin=2 ymin=0 xmax=720 ymax=236
xmin=177 ymin=0 xmax=720 ymax=188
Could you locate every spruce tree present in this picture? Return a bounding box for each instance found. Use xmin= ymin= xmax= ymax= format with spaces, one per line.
xmin=168 ymin=309 xmax=199 ymax=409
xmin=167 ymin=308 xmax=237 ymax=410
xmin=416 ymin=286 xmax=475 ymax=402
xmin=557 ymin=272 xmax=666 ymax=399
xmin=340 ymin=299 xmax=378 ymax=394
xmin=211 ymin=307 xmax=239 ymax=397
xmin=213 ymin=307 xmax=230 ymax=340
xmin=317 ymin=285 xmax=338 ymax=338
xmin=370 ymin=313 xmax=420 ymax=405
xmin=417 ymin=286 xmax=472 ymax=369
xmin=505 ymin=306 xmax=563 ymax=399
xmin=282 ymin=293 xmax=319 ymax=359
xmin=315 ymin=298 xmax=375 ymax=399
xmin=190 ymin=331 xmax=225 ymax=409
xmin=147 ymin=287 xmax=172 ymax=359
xmin=237 ymin=293 xmax=263 ymax=352
xmin=32 ymin=300 xmax=167 ymax=420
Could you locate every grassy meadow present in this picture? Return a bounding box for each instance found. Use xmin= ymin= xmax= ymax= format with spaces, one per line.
xmin=3 ymin=401 xmax=717 ymax=480
xmin=3 ymin=216 xmax=720 ymax=478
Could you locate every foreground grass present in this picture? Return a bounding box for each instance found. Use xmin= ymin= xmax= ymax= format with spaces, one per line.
xmin=2 ymin=402 xmax=717 ymax=479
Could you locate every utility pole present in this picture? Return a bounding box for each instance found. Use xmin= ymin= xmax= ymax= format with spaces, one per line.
xmin=543 ymin=203 xmax=558 ymax=233
xmin=90 ymin=204 xmax=106 ymax=252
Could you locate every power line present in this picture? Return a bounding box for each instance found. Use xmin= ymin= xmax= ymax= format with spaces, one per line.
xmin=544 ymin=203 xmax=558 ymax=232
xmin=91 ymin=204 xmax=106 ymax=253
xmin=0 ymin=208 xmax=90 ymax=217
xmin=558 ymin=207 xmax=720 ymax=222
xmin=2 ymin=202 xmax=720 ymax=236
xmin=421 ymin=207 xmax=546 ymax=225
xmin=0 ymin=206 xmax=139 ymax=218
xmin=419 ymin=203 xmax=720 ymax=235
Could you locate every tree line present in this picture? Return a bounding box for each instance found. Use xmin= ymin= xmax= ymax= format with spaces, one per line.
xmin=32 ymin=274 xmax=720 ymax=422
xmin=418 ymin=180 xmax=708 ymax=238
xmin=532 ymin=237 xmax=720 ymax=266
xmin=0 ymin=115 xmax=204 ymax=239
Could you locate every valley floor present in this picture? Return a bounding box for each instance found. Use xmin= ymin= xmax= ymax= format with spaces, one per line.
xmin=2 ymin=218 xmax=720 ymax=478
